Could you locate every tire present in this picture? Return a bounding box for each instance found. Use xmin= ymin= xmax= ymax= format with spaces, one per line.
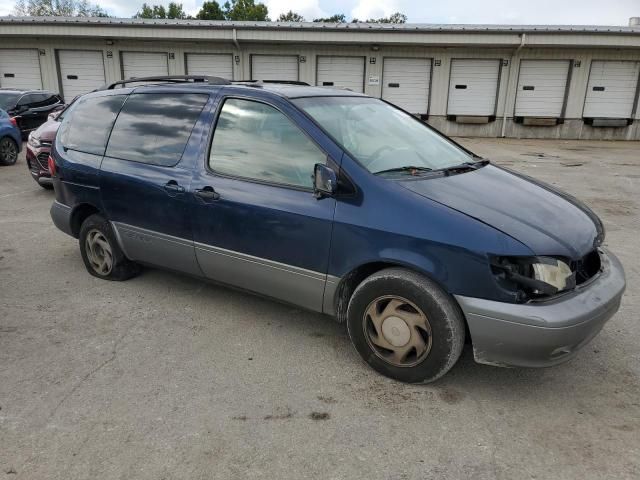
xmin=346 ymin=267 xmax=465 ymax=384
xmin=79 ymin=214 xmax=140 ymax=281
xmin=0 ymin=137 xmax=18 ymax=166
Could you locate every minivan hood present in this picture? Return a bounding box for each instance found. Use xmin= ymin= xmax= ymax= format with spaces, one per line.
xmin=400 ymin=164 xmax=601 ymax=259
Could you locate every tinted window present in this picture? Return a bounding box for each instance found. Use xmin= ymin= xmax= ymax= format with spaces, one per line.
xmin=0 ymin=93 xmax=20 ymax=110
xmin=16 ymin=94 xmax=35 ymax=106
xmin=58 ymin=94 xmax=126 ymax=155
xmin=106 ymin=93 xmax=208 ymax=167
xmin=209 ymin=98 xmax=325 ymax=188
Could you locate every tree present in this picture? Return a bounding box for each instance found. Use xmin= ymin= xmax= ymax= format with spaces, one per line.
xmin=277 ymin=10 xmax=304 ymax=22
xmin=134 ymin=2 xmax=190 ymax=19
xmin=313 ymin=13 xmax=346 ymax=23
xmin=222 ymin=0 xmax=269 ymax=21
xmin=13 ymin=0 xmax=109 ymax=17
xmin=367 ymin=12 xmax=407 ymax=23
xmin=196 ymin=1 xmax=224 ymax=20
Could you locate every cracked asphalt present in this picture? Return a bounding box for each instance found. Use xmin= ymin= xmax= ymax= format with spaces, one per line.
xmin=1 ymin=138 xmax=639 ymax=479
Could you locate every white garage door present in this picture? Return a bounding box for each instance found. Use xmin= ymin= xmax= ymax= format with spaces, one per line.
xmin=447 ymin=59 xmax=500 ymax=116
xmin=382 ymin=58 xmax=431 ymax=114
xmin=515 ymin=60 xmax=570 ymax=118
xmin=0 ymin=49 xmax=42 ymax=90
xmin=251 ymin=55 xmax=298 ymax=81
xmin=583 ymin=61 xmax=640 ymax=118
xmin=121 ymin=52 xmax=168 ymax=80
xmin=186 ymin=53 xmax=233 ymax=80
xmin=317 ymin=56 xmax=365 ymax=93
xmin=57 ymin=50 xmax=106 ymax=102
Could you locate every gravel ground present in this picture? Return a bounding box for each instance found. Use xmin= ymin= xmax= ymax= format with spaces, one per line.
xmin=1 ymin=138 xmax=638 ymax=479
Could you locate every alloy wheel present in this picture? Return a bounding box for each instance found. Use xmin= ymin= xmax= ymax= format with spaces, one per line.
xmin=0 ymin=138 xmax=18 ymax=164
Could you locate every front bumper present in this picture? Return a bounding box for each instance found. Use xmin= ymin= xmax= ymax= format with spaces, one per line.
xmin=455 ymin=248 xmax=626 ymax=368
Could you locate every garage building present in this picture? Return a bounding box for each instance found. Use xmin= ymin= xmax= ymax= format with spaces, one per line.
xmin=0 ymin=16 xmax=639 ymax=140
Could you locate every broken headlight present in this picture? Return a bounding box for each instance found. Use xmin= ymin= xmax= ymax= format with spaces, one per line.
xmin=490 ymin=256 xmax=576 ymax=301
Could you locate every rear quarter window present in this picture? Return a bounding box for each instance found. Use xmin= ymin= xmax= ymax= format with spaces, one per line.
xmin=58 ymin=94 xmax=127 ymax=155
xmin=105 ymin=93 xmax=208 ymax=167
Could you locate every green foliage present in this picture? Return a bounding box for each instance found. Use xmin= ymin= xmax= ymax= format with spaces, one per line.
xmin=313 ymin=13 xmax=346 ymax=23
xmin=277 ymin=10 xmax=304 ymax=22
xmin=196 ymin=1 xmax=224 ymax=20
xmin=134 ymin=2 xmax=188 ymax=19
xmin=352 ymin=12 xmax=408 ymax=24
xmin=13 ymin=0 xmax=109 ymax=17
xmin=222 ymin=0 xmax=269 ymax=21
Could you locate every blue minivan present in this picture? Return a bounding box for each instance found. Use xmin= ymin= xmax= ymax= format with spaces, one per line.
xmin=50 ymin=76 xmax=626 ymax=383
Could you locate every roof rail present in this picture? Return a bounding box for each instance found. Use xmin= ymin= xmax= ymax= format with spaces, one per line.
xmin=233 ymin=80 xmax=310 ymax=86
xmin=102 ymin=75 xmax=231 ymax=90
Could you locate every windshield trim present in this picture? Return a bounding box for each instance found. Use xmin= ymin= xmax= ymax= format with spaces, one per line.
xmin=291 ymin=96 xmax=482 ymax=176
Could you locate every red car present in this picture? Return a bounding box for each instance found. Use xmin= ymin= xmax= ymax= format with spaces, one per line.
xmin=25 ymin=110 xmax=63 ymax=189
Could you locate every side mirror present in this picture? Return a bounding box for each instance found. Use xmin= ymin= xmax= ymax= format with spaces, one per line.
xmin=313 ymin=163 xmax=338 ymax=198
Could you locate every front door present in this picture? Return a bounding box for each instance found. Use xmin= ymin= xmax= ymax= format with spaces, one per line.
xmin=100 ymin=91 xmax=211 ymax=276
xmin=190 ymin=97 xmax=337 ymax=311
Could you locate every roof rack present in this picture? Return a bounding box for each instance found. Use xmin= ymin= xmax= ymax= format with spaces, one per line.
xmin=232 ymin=80 xmax=310 ymax=87
xmin=102 ymin=75 xmax=231 ymax=90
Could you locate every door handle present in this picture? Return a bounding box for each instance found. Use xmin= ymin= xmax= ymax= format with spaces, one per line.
xmin=194 ymin=186 xmax=220 ymax=201
xmin=164 ymin=180 xmax=185 ymax=194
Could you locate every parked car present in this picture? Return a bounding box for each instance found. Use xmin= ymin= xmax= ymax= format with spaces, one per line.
xmin=49 ymin=76 xmax=626 ymax=383
xmin=0 ymin=108 xmax=22 ymax=166
xmin=0 ymin=89 xmax=64 ymax=136
xmin=25 ymin=100 xmax=73 ymax=188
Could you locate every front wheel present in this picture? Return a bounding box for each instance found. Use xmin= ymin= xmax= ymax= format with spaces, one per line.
xmin=346 ymin=268 xmax=465 ymax=383
xmin=0 ymin=137 xmax=18 ymax=166
xmin=79 ymin=214 xmax=140 ymax=281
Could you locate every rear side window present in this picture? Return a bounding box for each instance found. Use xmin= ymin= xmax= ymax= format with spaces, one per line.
xmin=58 ymin=94 xmax=126 ymax=155
xmin=106 ymin=93 xmax=208 ymax=167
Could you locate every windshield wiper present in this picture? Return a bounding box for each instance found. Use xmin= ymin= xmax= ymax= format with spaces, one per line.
xmin=373 ymin=166 xmax=433 ymax=176
xmin=436 ymin=159 xmax=490 ymax=175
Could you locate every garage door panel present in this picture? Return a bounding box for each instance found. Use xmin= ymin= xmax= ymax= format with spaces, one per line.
xmin=0 ymin=49 xmax=42 ymax=90
xmin=583 ymin=61 xmax=640 ymax=119
xmin=121 ymin=52 xmax=168 ymax=79
xmin=382 ymin=58 xmax=431 ymax=114
xmin=447 ymin=59 xmax=500 ymax=116
xmin=58 ymin=50 xmax=106 ymax=102
xmin=186 ymin=53 xmax=233 ymax=80
xmin=316 ymin=56 xmax=365 ymax=93
xmin=251 ymin=55 xmax=298 ymax=81
xmin=515 ymin=60 xmax=569 ymax=117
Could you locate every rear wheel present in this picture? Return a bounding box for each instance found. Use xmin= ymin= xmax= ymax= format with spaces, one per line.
xmin=0 ymin=137 xmax=18 ymax=166
xmin=79 ymin=214 xmax=140 ymax=281
xmin=346 ymin=268 xmax=465 ymax=383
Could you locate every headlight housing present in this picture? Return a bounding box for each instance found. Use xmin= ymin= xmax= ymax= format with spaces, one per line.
xmin=491 ymin=256 xmax=576 ymax=301
xmin=28 ymin=134 xmax=41 ymax=148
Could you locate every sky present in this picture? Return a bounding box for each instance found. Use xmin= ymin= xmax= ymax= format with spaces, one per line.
xmin=0 ymin=0 xmax=638 ymax=25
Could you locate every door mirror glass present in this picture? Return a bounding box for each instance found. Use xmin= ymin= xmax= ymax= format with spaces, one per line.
xmin=313 ymin=163 xmax=337 ymax=197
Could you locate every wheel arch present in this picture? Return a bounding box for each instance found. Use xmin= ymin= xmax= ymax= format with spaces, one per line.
xmin=70 ymin=203 xmax=101 ymax=238
xmin=330 ymin=258 xmax=449 ymax=323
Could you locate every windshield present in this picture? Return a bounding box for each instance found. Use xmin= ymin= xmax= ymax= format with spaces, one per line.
xmin=0 ymin=93 xmax=20 ymax=111
xmin=293 ymin=97 xmax=474 ymax=175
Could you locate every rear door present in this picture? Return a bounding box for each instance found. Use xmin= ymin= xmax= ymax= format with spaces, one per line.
xmin=100 ymin=91 xmax=211 ymax=275
xmin=316 ymin=56 xmax=365 ymax=92
xmin=190 ymin=95 xmax=337 ymax=311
